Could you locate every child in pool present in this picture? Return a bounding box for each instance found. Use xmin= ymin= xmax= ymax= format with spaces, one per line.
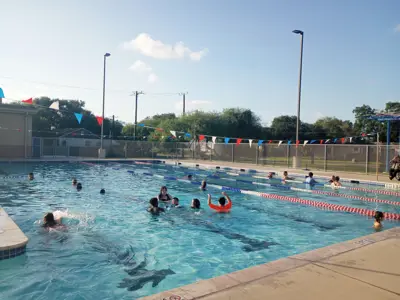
xmin=373 ymin=211 xmax=384 ymax=230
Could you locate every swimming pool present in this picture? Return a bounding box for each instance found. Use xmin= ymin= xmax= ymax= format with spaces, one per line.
xmin=0 ymin=161 xmax=399 ymax=300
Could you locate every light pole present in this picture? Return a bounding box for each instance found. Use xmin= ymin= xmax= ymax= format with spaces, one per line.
xmin=293 ymin=29 xmax=304 ymax=167
xmin=100 ymin=52 xmax=111 ymax=156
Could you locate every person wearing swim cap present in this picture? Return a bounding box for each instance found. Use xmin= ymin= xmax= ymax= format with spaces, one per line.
xmin=100 ymin=188 xmax=105 ymax=194
xmin=373 ymin=211 xmax=384 ymax=231
xmin=208 ymin=191 xmax=232 ymax=213
xmin=76 ymin=183 xmax=82 ymax=191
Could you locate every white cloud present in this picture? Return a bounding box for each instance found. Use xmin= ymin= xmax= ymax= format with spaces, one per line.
xmin=395 ymin=24 xmax=400 ymax=33
xmin=147 ymin=73 xmax=158 ymax=83
xmin=123 ymin=33 xmax=208 ymax=61
xmin=129 ymin=60 xmax=152 ymax=72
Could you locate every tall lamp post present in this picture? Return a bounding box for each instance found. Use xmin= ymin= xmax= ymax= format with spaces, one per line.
xmin=100 ymin=52 xmax=111 ymax=158
xmin=292 ymin=30 xmax=304 ymax=167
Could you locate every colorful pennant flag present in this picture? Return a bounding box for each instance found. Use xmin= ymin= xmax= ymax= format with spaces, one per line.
xmin=320 ymin=140 xmax=323 ymax=144
xmin=258 ymin=140 xmax=264 ymax=146
xmin=288 ymin=140 xmax=291 ymax=145
xmin=296 ymin=140 xmax=300 ymax=147
xmin=74 ymin=113 xmax=83 ymax=124
xmin=341 ymin=137 xmax=345 ymax=143
xmin=268 ymin=140 xmax=272 ymax=144
xmin=199 ymin=135 xmax=205 ymax=141
xmin=185 ymin=133 xmax=191 ymax=138
xmin=0 ymin=88 xmax=4 ymax=98
xmin=49 ymin=101 xmax=59 ymax=110
xmin=138 ymin=123 xmax=145 ymax=127
xmin=96 ymin=116 xmax=104 ymax=126
xmin=236 ymin=138 xmax=242 ymax=145
xmin=249 ymin=139 xmax=253 ymax=148
xmin=212 ymin=136 xmax=217 ymax=144
xmin=303 ymin=140 xmax=309 ymax=146
xmin=224 ymin=137 xmax=230 ymax=144
xmin=170 ymin=130 xmax=176 ymax=137
xmin=350 ymin=137 xmax=353 ymax=143
xmin=278 ymin=141 xmax=283 ymax=146
xmin=325 ymin=139 xmax=330 ymax=144
xmin=310 ymin=140 xmax=316 ymax=144
xmin=22 ymin=98 xmax=33 ymax=104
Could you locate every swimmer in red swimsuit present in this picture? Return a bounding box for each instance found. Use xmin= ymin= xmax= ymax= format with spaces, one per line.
xmin=208 ymin=191 xmax=232 ymax=213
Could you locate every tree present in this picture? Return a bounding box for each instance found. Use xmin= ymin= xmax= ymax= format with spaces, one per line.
xmin=270 ymin=115 xmax=297 ymax=140
xmin=314 ymin=117 xmax=354 ymax=139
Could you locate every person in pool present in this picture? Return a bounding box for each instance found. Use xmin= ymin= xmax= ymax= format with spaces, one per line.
xmin=76 ymin=182 xmax=82 ymax=191
xmin=373 ymin=211 xmax=384 ymax=230
xmin=328 ymin=175 xmax=336 ymax=183
xmin=186 ymin=174 xmax=193 ymax=180
xmin=72 ymin=178 xmax=78 ymax=186
xmin=28 ymin=172 xmax=34 ymax=181
xmin=171 ymin=197 xmax=182 ymax=208
xmin=158 ymin=186 xmax=172 ymax=203
xmin=305 ymin=172 xmax=317 ymax=185
xmin=208 ymin=191 xmax=232 ymax=213
xmin=331 ymin=176 xmax=342 ymax=187
xmin=282 ymin=171 xmax=293 ymax=182
xmin=191 ymin=198 xmax=201 ymax=209
xmin=267 ymin=172 xmax=274 ymax=179
xmin=42 ymin=212 xmax=66 ymax=230
xmin=147 ymin=197 xmax=165 ymax=214
xmin=200 ymin=180 xmax=207 ymax=191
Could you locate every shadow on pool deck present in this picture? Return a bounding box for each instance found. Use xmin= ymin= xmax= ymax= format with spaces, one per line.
xmin=139 ymin=227 xmax=400 ymax=300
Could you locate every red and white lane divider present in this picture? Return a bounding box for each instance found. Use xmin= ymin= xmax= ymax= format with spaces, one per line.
xmin=239 ymin=190 xmax=400 ymax=221
xmin=290 ymin=187 xmax=400 ymax=206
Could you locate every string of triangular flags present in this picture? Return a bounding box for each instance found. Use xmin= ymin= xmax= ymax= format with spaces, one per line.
xmin=2 ymin=96 xmax=104 ymax=126
xmin=134 ymin=123 xmax=377 ymax=146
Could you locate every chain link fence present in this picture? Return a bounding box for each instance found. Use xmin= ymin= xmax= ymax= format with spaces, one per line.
xmin=1 ymin=137 xmax=398 ymax=174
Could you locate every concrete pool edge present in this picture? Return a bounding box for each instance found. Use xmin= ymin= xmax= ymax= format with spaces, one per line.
xmin=0 ymin=208 xmax=28 ymax=260
xmin=139 ymin=227 xmax=400 ymax=300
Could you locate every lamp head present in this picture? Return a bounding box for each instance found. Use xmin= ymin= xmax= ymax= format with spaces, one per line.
xmin=104 ymin=53 xmax=111 ymax=57
xmin=292 ymin=30 xmax=304 ymax=35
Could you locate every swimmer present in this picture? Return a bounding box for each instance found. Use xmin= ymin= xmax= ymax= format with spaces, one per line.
xmin=100 ymin=188 xmax=105 ymax=194
xmin=305 ymin=172 xmax=317 ymax=185
xmin=267 ymin=172 xmax=274 ymax=179
xmin=147 ymin=197 xmax=165 ymax=214
xmin=187 ymin=174 xmax=193 ymax=180
xmin=208 ymin=191 xmax=232 ymax=213
xmin=158 ymin=186 xmax=172 ymax=203
xmin=282 ymin=171 xmax=293 ymax=182
xmin=191 ymin=198 xmax=201 ymax=209
xmin=76 ymin=182 xmax=82 ymax=191
xmin=331 ymin=176 xmax=342 ymax=187
xmin=328 ymin=175 xmax=335 ymax=184
xmin=42 ymin=212 xmax=66 ymax=229
xmin=373 ymin=211 xmax=384 ymax=230
xmin=72 ymin=178 xmax=77 ymax=185
xmin=200 ymin=180 xmax=207 ymax=191
xmin=28 ymin=172 xmax=34 ymax=181
xmin=171 ymin=197 xmax=182 ymax=208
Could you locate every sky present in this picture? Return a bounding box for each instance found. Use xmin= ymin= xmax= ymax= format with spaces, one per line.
xmin=0 ymin=0 xmax=399 ymax=125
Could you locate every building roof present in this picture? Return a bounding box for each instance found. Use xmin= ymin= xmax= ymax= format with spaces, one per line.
xmin=58 ymin=128 xmax=99 ymax=138
xmin=0 ymin=103 xmax=38 ymax=115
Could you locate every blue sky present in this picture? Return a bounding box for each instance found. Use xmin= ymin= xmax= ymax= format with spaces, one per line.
xmin=0 ymin=0 xmax=399 ymax=125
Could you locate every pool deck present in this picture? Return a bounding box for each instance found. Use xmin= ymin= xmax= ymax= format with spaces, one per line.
xmin=0 ymin=208 xmax=28 ymax=260
xmin=140 ymin=227 xmax=400 ymax=300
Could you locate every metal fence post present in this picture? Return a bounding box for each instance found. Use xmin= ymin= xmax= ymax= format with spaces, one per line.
xmin=286 ymin=145 xmax=290 ymax=167
xmin=324 ymin=144 xmax=327 ymax=172
xmin=256 ymin=145 xmax=259 ymax=165
xmin=231 ymin=144 xmax=234 ymax=163
xmin=365 ymin=145 xmax=369 ymax=174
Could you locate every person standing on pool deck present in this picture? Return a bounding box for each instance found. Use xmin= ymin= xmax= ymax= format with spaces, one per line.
xmin=208 ymin=192 xmax=232 ymax=213
xmin=158 ymin=186 xmax=172 ymax=203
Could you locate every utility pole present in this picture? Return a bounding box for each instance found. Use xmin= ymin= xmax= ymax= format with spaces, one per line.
xmin=180 ymin=92 xmax=188 ymax=116
xmin=131 ymin=91 xmax=144 ymax=140
xmin=112 ymin=115 xmax=115 ymax=140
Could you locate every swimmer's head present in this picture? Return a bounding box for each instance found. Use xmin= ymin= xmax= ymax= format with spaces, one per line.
xmin=218 ymin=197 xmax=226 ymax=206
xmin=100 ymin=188 xmax=105 ymax=194
xmin=335 ymin=176 xmax=340 ymax=182
xmin=308 ymin=172 xmax=314 ymax=178
xmin=150 ymin=197 xmax=159 ymax=208
xmin=268 ymin=172 xmax=273 ymax=178
xmin=160 ymin=186 xmax=168 ymax=195
xmin=331 ymin=175 xmax=335 ymax=181
xmin=374 ymin=211 xmax=384 ymax=223
xmin=283 ymin=171 xmax=288 ymax=176
xmin=43 ymin=212 xmax=56 ymax=227
xmin=72 ymin=178 xmax=77 ymax=185
xmin=188 ymin=174 xmax=193 ymax=180
xmin=28 ymin=173 xmax=34 ymax=180
xmin=76 ymin=183 xmax=82 ymax=191
xmin=191 ymin=198 xmax=200 ymax=209
xmin=172 ymin=197 xmax=179 ymax=205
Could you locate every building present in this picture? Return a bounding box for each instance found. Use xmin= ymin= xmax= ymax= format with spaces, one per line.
xmin=0 ymin=104 xmax=38 ymax=158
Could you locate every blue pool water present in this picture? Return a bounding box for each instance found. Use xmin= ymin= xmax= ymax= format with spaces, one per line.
xmin=0 ymin=161 xmax=399 ymax=300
